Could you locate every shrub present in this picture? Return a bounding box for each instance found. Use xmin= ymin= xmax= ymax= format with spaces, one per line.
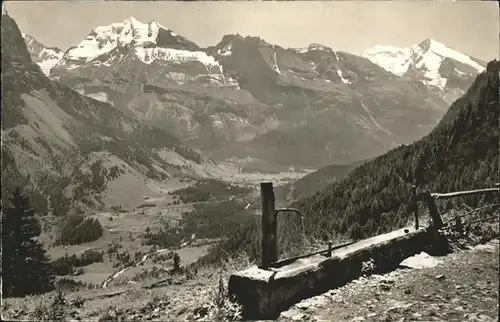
xmin=172 ymin=252 xmax=181 ymax=273
xmin=56 ymin=214 xmax=103 ymax=245
xmin=210 ymin=268 xmax=243 ymax=321
xmin=116 ymin=251 xmax=132 ymax=266
xmin=47 ymin=291 xmax=67 ymax=321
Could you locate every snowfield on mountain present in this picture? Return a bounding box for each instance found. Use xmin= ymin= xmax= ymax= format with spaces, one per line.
xmin=363 ymin=39 xmax=486 ymax=103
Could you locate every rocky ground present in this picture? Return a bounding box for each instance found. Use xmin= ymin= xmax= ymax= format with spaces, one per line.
xmin=1 ymin=255 xmax=248 ymax=322
xmin=278 ymin=239 xmax=499 ymax=322
xmin=3 ymin=238 xmax=497 ymax=322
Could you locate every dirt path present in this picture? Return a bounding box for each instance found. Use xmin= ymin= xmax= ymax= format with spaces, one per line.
xmin=101 ymin=248 xmax=171 ymax=288
xmin=278 ymin=239 xmax=499 ymax=322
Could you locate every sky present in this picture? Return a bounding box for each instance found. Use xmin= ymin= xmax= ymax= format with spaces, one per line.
xmin=3 ymin=1 xmax=499 ymax=61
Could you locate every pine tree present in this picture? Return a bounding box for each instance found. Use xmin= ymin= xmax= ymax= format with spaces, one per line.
xmin=2 ymin=187 xmax=54 ymax=297
xmin=173 ymin=252 xmax=181 ymax=273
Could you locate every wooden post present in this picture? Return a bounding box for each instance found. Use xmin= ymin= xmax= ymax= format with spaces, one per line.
xmin=423 ymin=191 xmax=443 ymax=228
xmin=260 ymin=182 xmax=277 ymax=269
xmin=327 ymin=241 xmax=332 ymax=257
xmin=411 ymin=185 xmax=419 ymax=230
xmin=455 ymin=215 xmax=464 ymax=237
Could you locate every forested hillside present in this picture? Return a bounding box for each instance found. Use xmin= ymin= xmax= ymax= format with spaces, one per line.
xmin=203 ymin=60 xmax=499 ymax=264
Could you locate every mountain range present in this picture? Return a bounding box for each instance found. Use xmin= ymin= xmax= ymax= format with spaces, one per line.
xmin=4 ymin=14 xmax=490 ymax=216
xmin=21 ymin=17 xmax=486 ymax=170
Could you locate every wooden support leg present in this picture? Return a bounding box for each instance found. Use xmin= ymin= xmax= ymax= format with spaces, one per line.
xmin=423 ymin=191 xmax=443 ymax=228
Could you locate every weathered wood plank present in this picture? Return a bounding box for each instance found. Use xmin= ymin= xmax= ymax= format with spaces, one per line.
xmin=431 ymin=188 xmax=499 ymax=199
xmin=260 ymin=182 xmax=277 ymax=269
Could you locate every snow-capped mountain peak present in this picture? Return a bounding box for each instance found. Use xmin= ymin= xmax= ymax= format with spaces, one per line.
xmin=22 ymin=33 xmax=63 ymax=76
xmin=64 ymin=16 xmax=167 ymax=64
xmin=54 ymin=16 xmax=218 ymax=68
xmin=362 ymin=45 xmax=411 ymax=76
xmin=411 ymin=38 xmax=484 ymax=73
xmin=49 ymin=17 xmax=238 ymax=90
xmin=363 ymin=38 xmax=486 ymax=92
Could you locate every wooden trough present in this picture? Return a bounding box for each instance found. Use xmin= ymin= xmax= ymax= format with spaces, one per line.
xmin=228 ymin=226 xmax=448 ymax=320
xmin=228 ymin=182 xmax=498 ymax=320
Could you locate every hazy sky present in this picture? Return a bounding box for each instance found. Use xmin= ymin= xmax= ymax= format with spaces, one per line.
xmin=4 ymin=1 xmax=499 ymax=61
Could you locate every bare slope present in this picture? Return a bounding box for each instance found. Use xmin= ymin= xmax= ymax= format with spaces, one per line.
xmin=1 ymin=237 xmax=497 ymax=321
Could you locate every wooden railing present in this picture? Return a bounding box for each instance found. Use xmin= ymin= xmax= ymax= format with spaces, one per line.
xmin=431 ymin=188 xmax=500 ymax=199
xmin=421 ymin=183 xmax=500 ymax=229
